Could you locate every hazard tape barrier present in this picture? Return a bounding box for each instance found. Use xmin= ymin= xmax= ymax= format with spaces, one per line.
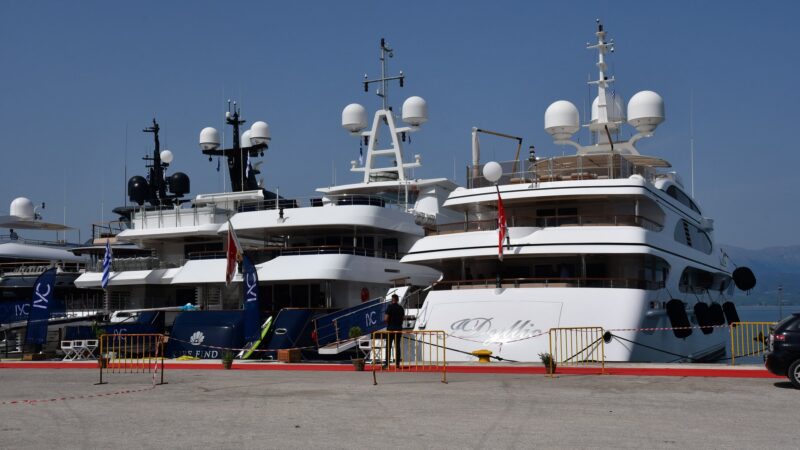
xmin=98 ymin=334 xmax=166 ymax=386
xmin=371 ymin=330 xmax=447 ymax=385
xmin=548 ymin=327 xmax=605 ymax=376
xmin=730 ymin=321 xmax=776 ymax=366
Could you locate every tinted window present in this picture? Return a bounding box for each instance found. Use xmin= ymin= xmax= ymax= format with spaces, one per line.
xmin=666 ymin=185 xmax=701 ymax=214
xmin=674 ymin=220 xmax=712 ymax=255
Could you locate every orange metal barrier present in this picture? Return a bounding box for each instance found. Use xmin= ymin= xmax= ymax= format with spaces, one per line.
xmin=548 ymin=327 xmax=605 ymax=376
xmin=97 ymin=334 xmax=166 ymax=385
xmin=730 ymin=322 xmax=775 ymax=366
xmin=371 ymin=330 xmax=447 ymax=384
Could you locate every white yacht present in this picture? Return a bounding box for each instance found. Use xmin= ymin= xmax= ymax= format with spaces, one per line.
xmin=403 ymin=22 xmax=742 ymax=362
xmin=75 ymin=40 xmax=460 ymax=354
xmin=0 ymin=198 xmax=102 ymax=353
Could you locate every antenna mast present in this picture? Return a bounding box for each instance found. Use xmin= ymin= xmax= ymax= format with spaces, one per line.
xmin=587 ymin=19 xmax=618 ymax=144
xmin=363 ymin=38 xmax=405 ymax=112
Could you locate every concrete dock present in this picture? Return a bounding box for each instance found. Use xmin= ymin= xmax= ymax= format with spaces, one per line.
xmin=0 ymin=366 xmax=794 ymax=449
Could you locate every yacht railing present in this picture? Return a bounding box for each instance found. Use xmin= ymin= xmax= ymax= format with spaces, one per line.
xmin=130 ymin=205 xmax=226 ymax=231
xmin=89 ymin=245 xmax=401 ymax=272
xmin=468 ymin=154 xmax=658 ymax=188
xmin=236 ymin=193 xmax=410 ymax=213
xmin=0 ymin=261 xmax=87 ymax=276
xmin=428 ymin=214 xmax=663 ymax=235
xmin=0 ymin=234 xmax=81 ymax=248
xmin=91 ymin=221 xmax=129 ymax=240
xmin=434 ymin=277 xmax=664 ymax=291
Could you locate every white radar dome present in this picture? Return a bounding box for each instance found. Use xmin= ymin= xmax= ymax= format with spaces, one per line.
xmin=402 ymin=96 xmax=428 ymax=126
xmin=10 ymin=197 xmax=34 ymax=220
xmin=627 ymin=90 xmax=665 ymax=133
xmin=544 ymin=100 xmax=580 ymax=139
xmin=199 ymin=127 xmax=220 ymax=151
xmin=482 ymin=161 xmax=503 ymax=184
xmin=249 ymin=121 xmax=270 ymax=145
xmin=341 ymin=103 xmax=367 ymax=133
xmin=240 ymin=130 xmax=252 ymax=148
xmin=160 ymin=150 xmax=174 ymax=164
xmin=591 ymin=95 xmax=626 ymax=124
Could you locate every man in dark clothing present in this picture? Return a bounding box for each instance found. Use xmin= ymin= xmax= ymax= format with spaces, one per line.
xmin=384 ymin=294 xmax=405 ymax=368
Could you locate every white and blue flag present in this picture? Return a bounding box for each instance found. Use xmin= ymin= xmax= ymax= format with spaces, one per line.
xmin=101 ymin=240 xmax=112 ymax=289
xmin=358 ymin=146 xmax=364 ymax=166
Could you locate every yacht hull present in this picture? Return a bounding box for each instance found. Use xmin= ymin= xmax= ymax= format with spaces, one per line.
xmin=415 ymin=287 xmax=725 ymax=362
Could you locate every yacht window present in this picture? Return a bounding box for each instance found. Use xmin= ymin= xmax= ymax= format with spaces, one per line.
xmin=674 ymin=220 xmax=712 ymax=254
xmin=679 ymin=267 xmax=731 ymax=293
xmin=666 ymin=185 xmax=701 ymax=214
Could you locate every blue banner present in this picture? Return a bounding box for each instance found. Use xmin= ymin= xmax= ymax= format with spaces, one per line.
xmin=242 ymin=256 xmax=261 ymax=342
xmin=25 ymin=267 xmax=56 ymax=345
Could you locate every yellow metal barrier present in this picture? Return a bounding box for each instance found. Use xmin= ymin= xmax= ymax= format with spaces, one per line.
xmin=730 ymin=322 xmax=775 ymax=365
xmin=97 ymin=334 xmax=166 ymax=385
xmin=371 ymin=330 xmax=447 ymax=384
xmin=548 ymin=327 xmax=605 ymax=376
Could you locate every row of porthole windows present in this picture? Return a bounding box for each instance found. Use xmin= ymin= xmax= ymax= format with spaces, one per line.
xmin=674 ymin=219 xmax=712 ymax=254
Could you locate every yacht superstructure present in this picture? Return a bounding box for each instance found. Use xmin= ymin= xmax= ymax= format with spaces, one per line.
xmin=75 ymin=40 xmax=460 ymax=354
xmin=403 ymin=22 xmax=738 ymax=362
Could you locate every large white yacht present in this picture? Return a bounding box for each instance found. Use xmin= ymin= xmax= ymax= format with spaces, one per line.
xmin=403 ymin=22 xmax=741 ymax=362
xmin=75 ymin=40 xmax=460 ymax=353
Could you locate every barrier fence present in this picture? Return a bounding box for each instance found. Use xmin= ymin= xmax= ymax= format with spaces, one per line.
xmin=370 ymin=330 xmax=447 ymax=384
xmin=97 ymin=333 xmax=166 ymax=385
xmin=548 ymin=327 xmax=606 ymax=376
xmin=729 ymin=322 xmax=775 ymax=366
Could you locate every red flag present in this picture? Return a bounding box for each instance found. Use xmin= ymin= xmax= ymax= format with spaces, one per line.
xmin=225 ymin=221 xmax=243 ymax=286
xmin=496 ymin=188 xmax=508 ymax=261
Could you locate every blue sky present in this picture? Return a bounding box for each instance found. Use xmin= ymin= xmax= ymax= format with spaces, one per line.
xmin=1 ymin=1 xmax=797 ymax=249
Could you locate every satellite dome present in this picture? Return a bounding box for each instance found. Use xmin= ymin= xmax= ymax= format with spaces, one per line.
xmin=199 ymin=127 xmax=220 ymax=151
xmin=342 ymin=103 xmax=367 ymax=133
xmin=402 ymin=96 xmax=428 ymax=126
xmin=160 ymin=149 xmax=174 ymax=164
xmin=590 ymin=95 xmax=626 ymax=124
xmin=544 ymin=100 xmax=580 ymax=139
xmin=627 ymin=90 xmax=665 ymax=133
xmin=240 ymin=130 xmax=252 ymax=148
xmin=127 ymin=176 xmax=149 ymax=205
xmin=249 ymin=121 xmax=270 ymax=145
xmin=169 ymin=172 xmax=191 ymax=196
xmin=10 ymin=197 xmax=34 ymax=220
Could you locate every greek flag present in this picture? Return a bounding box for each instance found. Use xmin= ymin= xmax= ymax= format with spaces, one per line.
xmin=358 ymin=147 xmax=364 ymax=166
xmin=101 ymin=240 xmax=112 ymax=289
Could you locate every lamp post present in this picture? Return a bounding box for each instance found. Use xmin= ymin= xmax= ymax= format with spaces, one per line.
xmin=483 ymin=161 xmax=504 ymax=288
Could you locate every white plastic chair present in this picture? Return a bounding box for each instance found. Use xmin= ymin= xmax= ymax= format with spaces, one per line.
xmin=61 ymin=340 xmax=77 ymax=361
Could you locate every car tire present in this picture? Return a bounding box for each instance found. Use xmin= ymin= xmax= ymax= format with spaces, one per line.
xmin=789 ymin=359 xmax=800 ymax=389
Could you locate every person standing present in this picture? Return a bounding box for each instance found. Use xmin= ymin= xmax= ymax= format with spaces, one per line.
xmin=383 ymin=293 xmax=404 ymax=368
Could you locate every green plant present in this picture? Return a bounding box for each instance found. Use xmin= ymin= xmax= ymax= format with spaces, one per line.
xmin=349 ymin=326 xmax=363 ymax=339
xmin=222 ymin=351 xmax=235 ymax=369
xmin=538 ymin=352 xmax=556 ymax=374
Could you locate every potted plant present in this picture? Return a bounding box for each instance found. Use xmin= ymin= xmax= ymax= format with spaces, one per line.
xmin=221 ymin=351 xmax=235 ymax=370
xmin=539 ymin=352 xmax=557 ymax=375
xmin=349 ymin=326 xmax=366 ymax=371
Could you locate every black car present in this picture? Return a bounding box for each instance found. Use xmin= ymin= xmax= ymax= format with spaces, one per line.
xmin=765 ymin=312 xmax=800 ymax=388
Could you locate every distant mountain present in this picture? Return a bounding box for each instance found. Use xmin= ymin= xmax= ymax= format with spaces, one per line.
xmin=721 ymin=244 xmax=800 ymax=305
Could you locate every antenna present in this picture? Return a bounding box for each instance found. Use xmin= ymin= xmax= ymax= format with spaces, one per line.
xmin=363 ymin=38 xmax=405 ymax=111
xmin=586 ymin=19 xmax=621 ymax=145
xmin=690 ymin=89 xmax=695 ymax=198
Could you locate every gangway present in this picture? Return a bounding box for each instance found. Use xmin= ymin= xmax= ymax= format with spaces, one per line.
xmin=315 ymin=287 xmax=411 ymax=355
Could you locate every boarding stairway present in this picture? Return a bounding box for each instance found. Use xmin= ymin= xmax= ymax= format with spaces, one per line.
xmin=314 ymin=287 xmax=411 ymax=355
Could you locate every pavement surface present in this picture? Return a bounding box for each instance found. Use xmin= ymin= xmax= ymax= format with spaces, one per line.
xmin=0 ymin=368 xmax=795 ymax=449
